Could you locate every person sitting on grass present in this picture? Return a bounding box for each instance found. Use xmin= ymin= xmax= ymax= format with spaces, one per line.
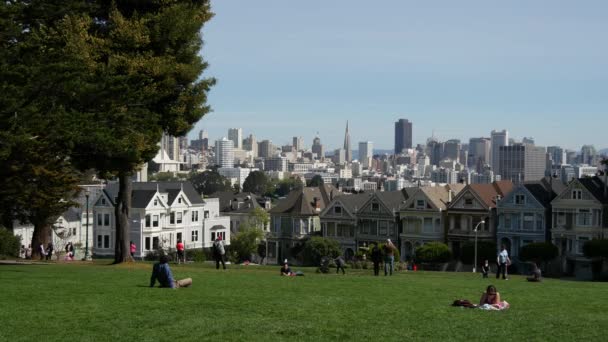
xmin=150 ymin=255 xmax=192 ymax=288
xmin=280 ymin=262 xmax=295 ymax=276
xmin=527 ymin=263 xmax=542 ymax=282
xmin=479 ymin=285 xmax=509 ymax=310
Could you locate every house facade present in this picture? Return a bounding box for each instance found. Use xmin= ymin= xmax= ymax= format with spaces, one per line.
xmin=446 ymin=181 xmax=513 ymax=259
xmin=399 ymin=184 xmax=465 ymax=260
xmin=551 ymin=176 xmax=607 ymax=279
xmin=93 ymin=182 xmax=230 ymax=258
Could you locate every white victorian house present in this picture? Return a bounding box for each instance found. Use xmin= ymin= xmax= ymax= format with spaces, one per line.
xmin=93 ymin=181 xmax=229 ymax=258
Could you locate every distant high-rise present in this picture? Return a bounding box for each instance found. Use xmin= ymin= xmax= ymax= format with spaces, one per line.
xmin=498 ymin=144 xmax=546 ymax=183
xmin=333 ymin=148 xmax=346 ymax=165
xmin=468 ymin=137 xmax=491 ymax=172
xmin=426 ymin=138 xmax=444 ymax=166
xmin=491 ymin=130 xmax=508 ymax=175
xmin=580 ymin=145 xmax=597 ymax=165
xmin=522 ymin=137 xmax=535 ymax=145
xmin=443 ymin=139 xmax=461 ymax=162
xmin=359 ymin=141 xmax=373 ymax=168
xmin=394 ymin=119 xmax=413 ymax=154
xmin=198 ymin=130 xmax=208 ymax=140
xmin=293 ymin=136 xmax=304 ymax=151
xmin=228 ymin=128 xmax=243 ymax=150
xmin=344 ymin=121 xmax=352 ymax=162
xmin=312 ymin=136 xmax=324 ymax=159
xmin=243 ymin=134 xmax=257 ymax=157
xmin=258 ymin=140 xmax=273 ymax=158
xmin=547 ymin=146 xmax=566 ymax=166
xmin=215 ymin=138 xmax=234 ymax=168
xmin=161 ymin=132 xmax=180 ymax=161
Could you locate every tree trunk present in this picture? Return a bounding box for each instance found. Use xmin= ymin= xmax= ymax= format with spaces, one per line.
xmin=114 ymin=172 xmax=133 ymax=264
xmin=31 ymin=222 xmax=51 ymax=260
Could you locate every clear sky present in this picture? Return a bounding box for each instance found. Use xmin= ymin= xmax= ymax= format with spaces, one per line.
xmin=190 ymin=0 xmax=608 ymax=152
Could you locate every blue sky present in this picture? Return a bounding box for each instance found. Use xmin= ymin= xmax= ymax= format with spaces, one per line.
xmin=191 ymin=0 xmax=608 ymax=151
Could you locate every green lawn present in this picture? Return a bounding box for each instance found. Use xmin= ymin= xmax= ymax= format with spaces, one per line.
xmin=1 ymin=262 xmax=606 ymax=341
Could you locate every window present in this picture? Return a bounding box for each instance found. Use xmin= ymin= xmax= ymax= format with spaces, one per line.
xmin=145 ymin=215 xmax=151 ymax=228
xmin=152 ymin=237 xmax=159 ymax=250
xmin=390 ymin=222 xmax=397 ymax=235
xmin=293 ymin=219 xmax=301 ymax=234
xmin=504 ymin=215 xmax=512 ymax=231
xmin=572 ymin=190 xmax=582 ymax=200
xmin=152 ymin=215 xmax=159 ymax=227
xmin=178 ymin=197 xmax=182 ymax=204
xmin=369 ymin=221 xmax=378 ymax=235
xmin=577 ymin=237 xmax=589 ymax=255
xmin=513 ymin=214 xmax=521 ymax=230
xmin=72 ymin=228 xmax=77 ymax=236
xmin=101 ymin=198 xmax=106 ymax=205
xmin=191 ymin=230 xmax=199 ymax=242
xmin=464 ymin=198 xmax=473 ymax=206
xmin=273 ymin=218 xmax=281 ymax=233
xmin=515 ymin=194 xmax=525 ymax=205
xmin=145 ymin=237 xmax=151 ymax=250
xmin=416 ymin=200 xmax=425 ymax=209
xmin=211 ymin=231 xmax=225 ymax=241
xmin=170 ymin=212 xmax=175 ymax=224
xmin=204 ymin=211 xmax=210 ymax=219
xmin=97 ymin=213 xmax=102 ymax=226
xmin=154 ymin=199 xmax=158 ymax=206
xmin=192 ymin=211 xmax=199 ymax=222
xmin=536 ymin=214 xmax=544 ymax=231
xmin=577 ymin=209 xmax=592 ymax=226
xmin=301 ymin=220 xmax=309 ymax=235
xmin=97 ymin=235 xmax=102 ymax=248
xmin=523 ymin=213 xmax=534 ymax=230
xmin=423 ymin=218 xmax=433 ymax=233
xmin=434 ymin=219 xmax=441 ymax=233
xmin=556 ymin=212 xmax=566 ymax=226
xmin=334 ymin=206 xmax=342 ymax=215
xmin=176 ymin=212 xmax=182 ymax=224
xmin=104 ymin=214 xmax=110 ymax=226
xmin=103 ymin=235 xmax=110 ymax=248
xmin=327 ymin=223 xmax=335 ymax=237
xmin=379 ymin=221 xmax=388 ymax=235
xmin=371 ymin=203 xmax=380 ymax=212
xmin=360 ymin=220 xmax=370 ymax=234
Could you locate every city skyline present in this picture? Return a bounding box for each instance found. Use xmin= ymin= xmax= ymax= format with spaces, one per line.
xmin=190 ymin=0 xmax=608 ymax=150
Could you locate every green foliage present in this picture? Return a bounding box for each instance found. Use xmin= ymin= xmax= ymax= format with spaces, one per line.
xmin=187 ymin=249 xmax=206 ymax=263
xmin=460 ymin=241 xmax=496 ymax=265
xmin=520 ymin=242 xmax=559 ymax=263
xmin=583 ymin=239 xmax=608 ymax=259
xmin=230 ymin=226 xmax=265 ymax=263
xmin=301 ymin=236 xmax=342 ymax=266
xmin=415 ymin=242 xmax=452 ymax=263
xmin=307 ymin=175 xmax=325 ymax=187
xmin=189 ymin=170 xmax=232 ymax=195
xmin=149 ymin=172 xmax=180 ymax=182
xmin=275 ymin=178 xmax=304 ymax=197
xmin=243 ymin=171 xmax=271 ymax=195
xmin=0 ymin=227 xmax=21 ymax=257
xmin=248 ymin=207 xmax=269 ymax=230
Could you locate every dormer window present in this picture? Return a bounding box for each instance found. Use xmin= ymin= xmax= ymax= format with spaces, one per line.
xmin=371 ymin=203 xmax=380 ymax=212
xmin=334 ymin=206 xmax=342 ymax=215
xmin=572 ymin=190 xmax=582 ymax=200
xmin=178 ymin=197 xmax=182 ymax=204
xmin=464 ymin=198 xmax=473 ymax=206
xmin=515 ymin=194 xmax=525 ymax=205
xmin=154 ymin=199 xmax=158 ymax=206
xmin=101 ymin=198 xmax=106 ymax=205
xmin=416 ymin=200 xmax=425 ymax=209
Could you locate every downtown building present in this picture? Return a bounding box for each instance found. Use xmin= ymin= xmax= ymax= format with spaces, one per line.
xmin=215 ymin=137 xmax=234 ymax=168
xmin=498 ymin=144 xmax=547 ymax=183
xmin=394 ymin=119 xmax=413 ymax=154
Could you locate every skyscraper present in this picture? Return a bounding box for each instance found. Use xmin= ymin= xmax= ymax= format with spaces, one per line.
xmin=498 ymin=144 xmax=546 ymax=183
xmin=359 ymin=141 xmax=373 ymax=168
xmin=468 ymin=137 xmax=491 ymax=172
xmin=228 ymin=128 xmax=243 ymax=150
xmin=215 ymin=138 xmax=234 ymax=168
xmin=292 ymin=136 xmax=304 ymax=151
xmin=258 ymin=140 xmax=273 ymax=158
xmin=343 ymin=121 xmax=352 ymax=162
xmin=198 ymin=130 xmax=208 ymax=140
xmin=443 ymin=139 xmax=461 ymax=162
xmin=312 ymin=136 xmax=324 ymax=159
xmin=547 ymin=146 xmax=566 ymax=166
xmin=491 ymin=130 xmax=508 ymax=175
xmin=243 ymin=134 xmax=257 ymax=157
xmin=394 ymin=119 xmax=413 ymax=154
xmin=161 ymin=132 xmax=180 ymax=161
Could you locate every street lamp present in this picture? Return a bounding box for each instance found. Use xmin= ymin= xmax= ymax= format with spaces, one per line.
xmin=472 ymin=220 xmax=485 ymax=273
xmin=84 ymin=189 xmax=91 ymax=261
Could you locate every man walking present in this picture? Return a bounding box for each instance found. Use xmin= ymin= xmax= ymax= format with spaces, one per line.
xmin=371 ymin=243 xmax=382 ymax=276
xmin=383 ymin=239 xmax=397 ymax=276
xmin=496 ymin=245 xmax=511 ymax=280
xmin=176 ymin=239 xmax=185 ymax=264
xmin=335 ymin=255 xmax=346 ymax=275
xmin=213 ymin=236 xmax=226 ymax=270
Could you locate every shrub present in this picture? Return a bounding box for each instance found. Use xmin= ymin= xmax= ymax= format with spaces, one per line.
xmin=301 ymin=236 xmax=342 ymax=266
xmin=186 ymin=249 xmax=206 ymax=263
xmin=520 ymin=242 xmax=559 ymax=264
xmin=415 ymin=242 xmax=452 ymax=264
xmin=583 ymin=239 xmax=608 ymax=259
xmin=230 ymin=227 xmax=265 ymax=263
xmin=460 ymin=241 xmax=496 ymax=265
xmin=0 ymin=227 xmax=21 ymax=258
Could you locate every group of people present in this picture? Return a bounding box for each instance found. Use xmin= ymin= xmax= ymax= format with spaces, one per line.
xmin=480 ymin=244 xmax=542 ymax=282
xmin=370 ymin=239 xmax=398 ymax=276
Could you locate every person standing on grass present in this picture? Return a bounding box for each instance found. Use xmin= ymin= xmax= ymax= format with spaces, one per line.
xmin=46 ymin=243 xmax=54 ymax=261
xmin=65 ymin=242 xmax=74 ymax=261
xmin=371 ymin=243 xmax=382 ymax=276
xmin=213 ymin=236 xmax=226 ymax=270
xmin=481 ymin=260 xmax=490 ymax=278
xmin=130 ymin=241 xmax=136 ymax=259
xmin=150 ymin=255 xmax=192 ymax=288
xmin=383 ymin=239 xmax=397 ymax=276
xmin=39 ymin=244 xmax=46 ymax=260
xmin=496 ymin=245 xmax=511 ymax=280
xmin=335 ymin=255 xmax=346 ymax=275
xmin=176 ymin=239 xmax=185 ymax=264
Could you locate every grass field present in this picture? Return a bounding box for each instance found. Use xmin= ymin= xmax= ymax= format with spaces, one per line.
xmin=1 ymin=261 xmax=606 ymax=341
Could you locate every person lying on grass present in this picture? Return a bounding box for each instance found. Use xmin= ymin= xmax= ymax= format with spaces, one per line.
xmin=150 ymin=255 xmax=192 ymax=288
xmin=281 ymin=262 xmax=295 ymax=276
xmin=479 ymin=285 xmax=509 ymax=310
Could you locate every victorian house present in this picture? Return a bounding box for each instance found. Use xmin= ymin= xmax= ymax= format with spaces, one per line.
xmin=93 ymin=182 xmax=230 ymax=258
xmin=551 ymin=176 xmax=608 ymax=279
xmin=446 ymin=181 xmax=514 ymax=258
xmin=320 ymin=192 xmax=370 ymax=259
xmin=399 ymin=184 xmax=465 ymax=260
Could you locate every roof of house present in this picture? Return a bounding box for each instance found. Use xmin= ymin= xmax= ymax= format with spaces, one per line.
xmin=579 ymin=176 xmax=608 ymax=204
xmin=375 ymin=190 xmax=410 ymax=212
xmin=524 ymin=176 xmax=568 ymax=207
xmin=60 ymin=207 xmax=80 ymax=222
xmin=421 ymin=184 xmax=466 ymax=210
xmin=269 ymin=185 xmax=339 ymax=215
xmin=327 ymin=192 xmax=371 ymax=215
xmin=103 ymin=181 xmax=203 ymax=208
xmin=468 ymin=180 xmax=514 ymax=208
xmin=211 ymin=191 xmax=264 ymax=213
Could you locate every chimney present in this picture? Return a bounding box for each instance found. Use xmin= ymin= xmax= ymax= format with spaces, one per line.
xmin=313 ymin=197 xmax=321 ymax=212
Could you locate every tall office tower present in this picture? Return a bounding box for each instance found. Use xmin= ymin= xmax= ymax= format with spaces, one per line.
xmin=215 ymin=138 xmax=234 ymax=168
xmin=312 ymin=136 xmax=324 ymax=159
xmin=333 ymin=148 xmax=346 ymax=165
xmin=491 ymin=130 xmax=509 ymax=175
xmin=179 ymin=136 xmax=189 ymax=152
xmin=566 ymin=150 xmax=577 ymax=165
xmin=293 ymin=136 xmax=304 ymax=151
xmin=258 ymin=140 xmax=273 ymax=158
xmin=359 ymin=141 xmax=373 ymax=168
xmin=343 ymin=121 xmax=352 ymax=162
xmin=498 ymin=144 xmax=547 ymax=183
xmin=243 ymin=134 xmax=257 ymax=157
xmin=394 ymin=119 xmax=413 ymax=154
xmin=228 ymin=128 xmax=243 ymax=150
xmin=161 ymin=132 xmax=181 ymax=161
xmin=459 ymin=144 xmax=469 ymax=167
xmin=443 ymin=139 xmax=461 ymax=162
xmin=547 ymin=146 xmax=566 ymax=166
xmin=468 ymin=137 xmax=491 ymax=172
xmin=522 ymin=137 xmax=535 ymax=145
xmin=426 ymin=138 xmax=444 ymax=166
xmin=264 ymin=156 xmax=288 ymax=172
xmin=198 ymin=130 xmax=208 ymax=140
xmin=580 ymin=145 xmax=597 ymax=165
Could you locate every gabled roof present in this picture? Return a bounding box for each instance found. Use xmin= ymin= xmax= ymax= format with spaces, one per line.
xmin=579 ymin=176 xmax=608 ymax=204
xmin=269 ymin=185 xmax=340 ymax=215
xmin=376 ymin=190 xmax=409 ymax=212
xmin=211 ymin=191 xmax=264 ymax=213
xmin=523 ymin=176 xmax=567 ymax=208
xmin=323 ymin=192 xmax=373 ymax=216
xmin=103 ymin=181 xmax=203 ymax=209
xmin=424 ymin=184 xmax=466 ymax=210
xmin=467 ymin=180 xmax=514 ymax=208
xmin=60 ymin=207 xmax=80 ymax=222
